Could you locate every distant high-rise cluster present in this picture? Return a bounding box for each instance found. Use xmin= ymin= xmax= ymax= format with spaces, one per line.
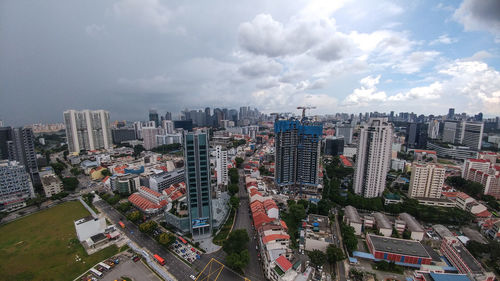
xmin=63 ymin=109 xmax=112 ymax=153
xmin=0 ymin=160 xmax=35 ymax=212
xmin=354 ymin=118 xmax=393 ymax=198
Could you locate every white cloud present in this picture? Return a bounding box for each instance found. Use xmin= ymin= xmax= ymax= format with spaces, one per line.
xmin=113 ymin=0 xmax=172 ymax=32
xmin=342 ymin=75 xmax=387 ymax=106
xmin=429 ymin=34 xmax=458 ymax=45
xmin=388 ymin=82 xmax=443 ymax=101
xmin=454 ymin=0 xmax=500 ymax=41
xmin=393 ymin=51 xmax=440 ymax=74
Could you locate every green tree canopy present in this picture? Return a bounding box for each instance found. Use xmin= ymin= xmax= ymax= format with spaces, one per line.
xmin=308 ymin=250 xmax=327 ymax=267
xmin=223 ymin=229 xmax=249 ymax=254
xmin=326 ymin=244 xmax=345 ymax=265
xmin=157 ymin=232 xmax=176 ymax=247
xmin=127 ymin=210 xmax=141 ymax=223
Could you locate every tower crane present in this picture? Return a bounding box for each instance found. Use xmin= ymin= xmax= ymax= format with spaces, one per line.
xmin=297 ymin=106 xmax=316 ymax=119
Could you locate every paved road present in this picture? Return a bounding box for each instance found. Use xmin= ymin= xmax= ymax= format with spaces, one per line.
xmin=96 ymin=199 xmax=244 ymax=281
xmin=232 ymin=165 xmax=266 ymax=281
xmin=94 ymin=199 xmax=194 ymax=281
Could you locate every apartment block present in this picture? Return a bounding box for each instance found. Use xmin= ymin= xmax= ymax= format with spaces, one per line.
xmin=408 ymin=163 xmax=445 ymax=199
xmin=0 ymin=160 xmax=35 ymax=212
xmin=63 ymin=109 xmax=112 ymax=153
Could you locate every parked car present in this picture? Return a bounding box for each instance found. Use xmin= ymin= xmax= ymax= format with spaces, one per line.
xmin=133 ymin=256 xmax=141 ymax=262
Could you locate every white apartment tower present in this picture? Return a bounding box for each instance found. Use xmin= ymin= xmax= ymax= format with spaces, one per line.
xmin=354 ymin=118 xmax=393 ymax=198
xmin=63 ymin=110 xmax=112 ymax=153
xmin=215 ymin=145 xmax=228 ymax=186
xmin=408 ymin=163 xmax=445 ymax=199
xmin=427 ymin=120 xmax=440 ymax=139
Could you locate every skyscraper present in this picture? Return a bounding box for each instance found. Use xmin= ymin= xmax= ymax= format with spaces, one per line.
xmin=335 ymin=123 xmax=354 ymax=144
xmin=0 ymin=127 xmax=11 ymax=160
xmin=354 ymin=118 xmax=393 ymax=198
xmin=459 ymin=121 xmax=484 ymax=151
xmin=165 ymin=112 xmax=172 ymax=121
xmin=215 ymin=145 xmax=228 ymax=186
xmin=63 ymin=110 xmax=112 ymax=153
xmin=406 ymin=123 xmax=427 ymax=149
xmin=427 ymin=120 xmax=440 ymax=139
xmin=408 ymin=163 xmax=445 ymax=199
xmin=274 ymin=119 xmax=322 ymax=194
xmin=447 ymin=108 xmax=455 ymax=120
xmin=442 ymin=121 xmax=459 ymax=143
xmin=149 ymin=109 xmax=159 ymax=127
xmin=7 ymin=127 xmax=40 ymax=186
xmin=184 ymin=130 xmax=212 ymax=238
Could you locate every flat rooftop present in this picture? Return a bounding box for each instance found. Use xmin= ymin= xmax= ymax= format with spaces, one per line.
xmin=368 ymin=234 xmax=430 ymax=258
xmin=452 ymin=244 xmax=482 ymax=273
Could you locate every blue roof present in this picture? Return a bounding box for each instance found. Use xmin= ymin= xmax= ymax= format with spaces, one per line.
xmin=353 ymin=251 xmax=375 ymax=259
xmin=348 ymin=257 xmax=358 ymax=263
xmin=429 ymin=273 xmax=471 ymax=281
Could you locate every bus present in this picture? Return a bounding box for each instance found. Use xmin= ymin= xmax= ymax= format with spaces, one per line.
xmin=153 ymin=254 xmax=165 ymax=265
xmin=119 ymin=221 xmax=125 ymax=228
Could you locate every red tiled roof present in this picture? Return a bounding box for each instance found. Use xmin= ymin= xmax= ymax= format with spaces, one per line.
xmin=442 ymin=192 xmax=458 ymax=198
xmin=253 ymin=212 xmax=273 ymax=229
xmin=275 ymin=256 xmax=292 ymax=272
xmin=280 ymin=220 xmax=288 ymax=230
xmin=340 ymin=155 xmax=352 ymax=167
xmin=262 ymin=234 xmax=290 ymax=244
xmin=468 ymin=158 xmax=490 ymax=163
xmin=414 ymin=150 xmax=436 ymax=155
xmin=170 ymin=191 xmax=184 ymax=201
xmin=139 ymin=186 xmax=163 ymax=198
xmin=475 ymin=210 xmax=492 ymax=218
xmin=456 ymin=192 xmax=471 ymax=200
xmin=164 ymin=186 xmax=176 ymax=195
xmin=263 ymin=199 xmax=278 ymax=211
xmin=128 ymin=193 xmax=166 ymax=211
xmin=102 ymin=176 xmax=110 ymax=183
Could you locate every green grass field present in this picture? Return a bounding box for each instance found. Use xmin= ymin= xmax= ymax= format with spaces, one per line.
xmin=0 ymin=201 xmax=118 ymax=281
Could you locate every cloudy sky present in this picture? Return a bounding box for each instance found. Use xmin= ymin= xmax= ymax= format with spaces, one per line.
xmin=1 ymin=0 xmax=500 ymax=125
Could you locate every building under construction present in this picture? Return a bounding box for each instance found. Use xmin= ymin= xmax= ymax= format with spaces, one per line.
xmin=274 ymin=117 xmax=322 ymax=195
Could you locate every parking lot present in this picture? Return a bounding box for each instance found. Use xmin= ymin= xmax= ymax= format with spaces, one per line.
xmin=78 ymin=253 xmax=160 ymax=281
xmin=170 ymin=239 xmax=202 ymax=264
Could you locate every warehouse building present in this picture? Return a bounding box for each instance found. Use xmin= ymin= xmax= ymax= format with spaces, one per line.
xmin=366 ymin=234 xmax=432 ymax=265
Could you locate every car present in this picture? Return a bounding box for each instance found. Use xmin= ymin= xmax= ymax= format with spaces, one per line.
xmin=190 ymin=275 xmax=196 ymax=280
xmin=133 ymin=256 xmax=141 ymax=262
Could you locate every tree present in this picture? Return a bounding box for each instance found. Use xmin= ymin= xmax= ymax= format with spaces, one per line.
xmin=127 ymin=210 xmax=141 ymax=223
xmin=341 ymin=223 xmax=358 ymax=253
xmin=226 ymin=250 xmax=250 ymax=271
xmin=117 ymin=202 xmax=132 ymax=213
xmin=62 ymin=177 xmax=79 ymax=191
xmin=308 ymin=250 xmax=327 ymax=268
xmin=70 ymin=167 xmax=81 ymax=176
xmin=133 ymin=144 xmax=145 ymax=157
xmin=157 ymin=232 xmax=176 ymax=247
xmin=235 ymin=157 xmax=244 ymax=168
xmin=228 ymin=184 xmax=239 ymax=196
xmin=139 ymin=221 xmax=158 ymax=234
xmin=229 ymin=168 xmax=239 ymax=183
xmin=101 ymin=169 xmax=112 ymax=177
xmin=230 ymin=196 xmax=240 ymax=209
xmin=326 ymin=244 xmax=345 ymax=266
xmin=223 ymin=229 xmax=249 ymax=254
xmin=50 ymin=162 xmax=65 ymax=176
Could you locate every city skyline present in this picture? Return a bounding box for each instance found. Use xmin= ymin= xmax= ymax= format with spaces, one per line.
xmin=1 ymin=0 xmax=500 ymax=126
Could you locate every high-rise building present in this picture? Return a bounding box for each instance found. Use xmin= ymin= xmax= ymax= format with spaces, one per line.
xmin=184 ymin=130 xmax=212 ymax=238
xmin=442 ymin=121 xmax=459 ymax=144
xmin=463 ymin=158 xmax=500 ymax=199
xmin=6 ymin=127 xmax=40 ymax=186
xmin=459 ymin=121 xmax=484 ymax=151
xmin=406 ymin=123 xmax=427 ymax=149
xmin=149 ymin=109 xmax=159 ymax=127
xmin=165 ymin=112 xmax=172 ymax=121
xmin=142 ymin=127 xmax=160 ymax=150
xmin=63 ymin=110 xmax=112 ymax=153
xmin=335 ymin=123 xmax=353 ymax=144
xmin=324 ymin=136 xmax=344 ymax=156
xmin=408 ymin=163 xmax=445 ymax=199
xmin=274 ymin=119 xmax=322 ymax=194
xmin=162 ymin=120 xmax=174 ymax=134
xmin=215 ymin=145 xmax=228 ymax=186
xmin=0 ymin=160 xmax=35 ymax=212
xmin=0 ymin=127 xmax=12 ymax=160
xmin=447 ymin=108 xmax=455 ymax=120
xmin=427 ymin=120 xmax=440 ymax=139
xmin=354 ymin=118 xmax=393 ymax=198
xmin=111 ymin=127 xmax=137 ymax=144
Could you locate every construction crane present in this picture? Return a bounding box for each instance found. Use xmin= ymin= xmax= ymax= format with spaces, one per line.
xmin=297 ymin=106 xmax=316 ymax=119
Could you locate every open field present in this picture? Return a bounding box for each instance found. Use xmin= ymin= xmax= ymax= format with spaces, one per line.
xmin=0 ymin=201 xmax=118 ymax=281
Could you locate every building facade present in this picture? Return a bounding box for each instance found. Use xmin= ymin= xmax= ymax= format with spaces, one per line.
xmin=354 ymin=118 xmax=393 ymax=198
xmin=274 ymin=119 xmax=322 ymax=194
xmin=427 ymin=120 xmax=440 ymax=139
xmin=41 ymin=174 xmax=63 ymax=197
xmin=0 ymin=160 xmax=35 ymax=212
xmin=215 ymin=145 xmax=228 ymax=186
xmin=408 ymin=163 xmax=445 ymax=199
xmin=63 ymin=110 xmax=112 ymax=153
xmin=184 ymin=131 xmax=212 ymax=238
xmin=3 ymin=127 xmax=40 ymax=186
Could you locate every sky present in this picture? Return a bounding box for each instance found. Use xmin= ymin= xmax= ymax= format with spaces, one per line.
xmin=0 ymin=0 xmax=499 ymax=126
